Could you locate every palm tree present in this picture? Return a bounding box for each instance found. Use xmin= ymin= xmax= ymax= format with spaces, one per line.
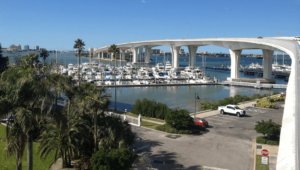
xmin=76 ymin=83 xmax=111 ymax=153
xmin=38 ymin=109 xmax=85 ymax=168
xmin=73 ymin=39 xmax=85 ymax=85
xmin=5 ymin=120 xmax=27 ymax=170
xmin=40 ymin=49 xmax=49 ymax=65
xmin=0 ymin=53 xmax=53 ymax=170
xmin=98 ymin=115 xmax=135 ymax=150
xmin=108 ymin=44 xmax=119 ymax=111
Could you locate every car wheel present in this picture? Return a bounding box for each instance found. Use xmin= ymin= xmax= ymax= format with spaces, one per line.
xmin=236 ymin=112 xmax=240 ymax=117
xmin=221 ymin=110 xmax=224 ymax=115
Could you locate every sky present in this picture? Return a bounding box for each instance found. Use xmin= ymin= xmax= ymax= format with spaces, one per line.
xmin=0 ymin=0 xmax=299 ymax=54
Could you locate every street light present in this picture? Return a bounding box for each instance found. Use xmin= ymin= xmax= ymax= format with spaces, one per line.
xmin=194 ymin=93 xmax=200 ymax=122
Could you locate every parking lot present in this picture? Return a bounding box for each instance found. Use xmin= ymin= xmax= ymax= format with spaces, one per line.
xmin=131 ymin=106 xmax=284 ymax=170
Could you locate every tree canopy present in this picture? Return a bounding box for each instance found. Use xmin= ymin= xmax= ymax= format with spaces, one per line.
xmin=254 ymin=119 xmax=281 ymax=138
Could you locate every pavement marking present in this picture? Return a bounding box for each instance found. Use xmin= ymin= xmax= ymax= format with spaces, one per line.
xmin=138 ymin=158 xmax=146 ymax=164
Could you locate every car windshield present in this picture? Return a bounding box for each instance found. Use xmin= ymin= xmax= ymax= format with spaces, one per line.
xmin=201 ymin=118 xmax=206 ymax=122
xmin=235 ymin=106 xmax=241 ymax=109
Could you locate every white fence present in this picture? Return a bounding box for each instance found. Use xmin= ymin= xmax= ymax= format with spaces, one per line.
xmin=105 ymin=112 xmax=141 ymax=127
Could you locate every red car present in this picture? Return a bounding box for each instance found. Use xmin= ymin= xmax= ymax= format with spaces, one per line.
xmin=280 ymin=93 xmax=286 ymax=97
xmin=194 ymin=118 xmax=208 ymax=127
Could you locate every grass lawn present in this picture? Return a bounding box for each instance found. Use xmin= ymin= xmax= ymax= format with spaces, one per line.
xmin=0 ymin=124 xmax=56 ymax=170
xmin=141 ymin=121 xmax=161 ymax=130
xmin=125 ymin=113 xmax=165 ymax=123
xmin=256 ymin=155 xmax=269 ymax=170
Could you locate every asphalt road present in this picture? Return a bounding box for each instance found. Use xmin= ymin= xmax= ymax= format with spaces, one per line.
xmin=130 ymin=106 xmax=284 ymax=170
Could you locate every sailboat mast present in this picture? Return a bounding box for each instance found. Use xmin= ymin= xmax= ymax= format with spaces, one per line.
xmin=282 ymin=52 xmax=284 ymax=65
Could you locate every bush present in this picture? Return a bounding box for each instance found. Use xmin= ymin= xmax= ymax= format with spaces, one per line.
xmin=156 ymin=124 xmax=206 ymax=134
xmin=256 ymin=98 xmax=276 ymax=108
xmin=256 ymin=136 xmax=279 ymax=145
xmin=254 ymin=119 xmax=281 ymax=139
xmin=270 ymin=96 xmax=285 ymax=102
xmin=165 ymin=108 xmax=194 ymax=130
xmin=131 ymin=99 xmax=142 ymax=115
xmin=131 ymin=98 xmax=170 ymax=119
xmin=155 ymin=102 xmax=169 ymax=120
xmin=90 ymin=147 xmax=134 ymax=170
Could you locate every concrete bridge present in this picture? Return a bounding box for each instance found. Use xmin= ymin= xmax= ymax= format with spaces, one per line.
xmin=94 ymin=36 xmax=300 ymax=170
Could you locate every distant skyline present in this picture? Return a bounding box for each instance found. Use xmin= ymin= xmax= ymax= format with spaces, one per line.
xmin=0 ymin=0 xmax=299 ymax=54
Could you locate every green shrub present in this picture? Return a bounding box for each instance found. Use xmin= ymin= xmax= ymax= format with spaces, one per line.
xmin=256 ymin=98 xmax=276 ymax=108
xmin=90 ymin=147 xmax=133 ymax=170
xmin=270 ymin=96 xmax=285 ymax=102
xmin=156 ymin=124 xmax=206 ymax=134
xmin=155 ymin=102 xmax=169 ymax=120
xmin=256 ymin=136 xmax=279 ymax=145
xmin=131 ymin=98 xmax=170 ymax=119
xmin=131 ymin=99 xmax=142 ymax=115
xmin=165 ymin=109 xmax=194 ymax=130
xmin=254 ymin=119 xmax=281 ymax=138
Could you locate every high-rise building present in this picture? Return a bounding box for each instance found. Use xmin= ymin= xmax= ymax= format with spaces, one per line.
xmin=180 ymin=49 xmax=185 ymax=54
xmin=24 ymin=45 xmax=29 ymax=50
xmin=34 ymin=46 xmax=39 ymax=50
xmin=16 ymin=45 xmax=21 ymax=51
xmin=151 ymin=49 xmax=161 ymax=54
xmin=88 ymin=47 xmax=93 ymax=53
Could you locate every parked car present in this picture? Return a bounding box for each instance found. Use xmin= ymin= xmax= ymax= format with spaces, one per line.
xmin=280 ymin=93 xmax=286 ymax=97
xmin=194 ymin=118 xmax=208 ymax=127
xmin=218 ymin=105 xmax=246 ymax=117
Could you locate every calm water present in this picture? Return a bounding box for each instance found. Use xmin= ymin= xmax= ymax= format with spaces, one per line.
xmin=3 ymin=52 xmax=289 ymax=112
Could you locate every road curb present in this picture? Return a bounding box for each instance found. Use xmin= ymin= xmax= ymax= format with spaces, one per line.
xmin=253 ymin=139 xmax=257 ymax=170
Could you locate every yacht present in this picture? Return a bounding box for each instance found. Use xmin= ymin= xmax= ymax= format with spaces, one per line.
xmin=165 ymin=61 xmax=172 ymax=71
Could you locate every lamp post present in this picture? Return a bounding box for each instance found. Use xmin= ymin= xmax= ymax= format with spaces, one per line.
xmin=194 ymin=93 xmax=200 ymax=122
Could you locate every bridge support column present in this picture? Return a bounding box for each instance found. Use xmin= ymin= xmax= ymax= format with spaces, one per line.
xmin=132 ymin=47 xmax=138 ymax=63
xmin=262 ymin=49 xmax=274 ymax=79
xmin=188 ymin=46 xmax=198 ymax=68
xmin=170 ymin=45 xmax=180 ymax=68
xmin=229 ymin=49 xmax=242 ymax=79
xmin=98 ymin=52 xmax=100 ymax=59
xmin=144 ymin=46 xmax=151 ymax=63
xmin=121 ymin=50 xmax=125 ymax=60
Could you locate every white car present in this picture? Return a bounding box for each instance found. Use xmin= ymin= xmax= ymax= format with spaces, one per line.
xmin=218 ymin=105 xmax=246 ymax=117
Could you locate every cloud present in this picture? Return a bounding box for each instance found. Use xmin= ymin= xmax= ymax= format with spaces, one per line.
xmin=141 ymin=0 xmax=146 ymax=3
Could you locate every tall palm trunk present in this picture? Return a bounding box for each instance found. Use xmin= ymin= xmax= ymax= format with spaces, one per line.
xmin=16 ymin=149 xmax=22 ymax=170
xmin=27 ymin=132 xmax=33 ymax=170
xmin=55 ymin=92 xmax=58 ymax=111
xmin=114 ymin=52 xmax=117 ymax=111
xmin=16 ymin=131 xmax=22 ymax=170
xmin=94 ymin=110 xmax=97 ymax=153
xmin=61 ymin=149 xmax=67 ymax=168
xmin=78 ymin=52 xmax=81 ymax=85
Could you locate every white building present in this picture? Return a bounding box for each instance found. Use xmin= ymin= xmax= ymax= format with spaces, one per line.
xmin=34 ymin=46 xmax=39 ymax=50
xmin=88 ymin=47 xmax=94 ymax=53
xmin=180 ymin=49 xmax=185 ymax=54
xmin=24 ymin=45 xmax=29 ymax=50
